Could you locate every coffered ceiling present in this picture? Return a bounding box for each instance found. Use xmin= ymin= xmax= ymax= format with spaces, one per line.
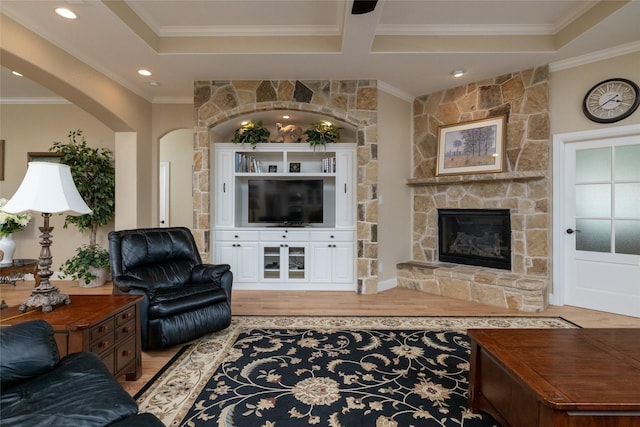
xmin=1 ymin=0 xmax=639 ymax=103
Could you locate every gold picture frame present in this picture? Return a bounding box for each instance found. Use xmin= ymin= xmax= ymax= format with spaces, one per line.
xmin=436 ymin=115 xmax=506 ymax=176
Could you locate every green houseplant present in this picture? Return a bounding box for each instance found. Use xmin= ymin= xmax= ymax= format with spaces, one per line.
xmin=304 ymin=121 xmax=341 ymax=151
xmin=231 ymin=120 xmax=270 ymax=150
xmin=50 ymin=129 xmax=115 ymax=286
xmin=60 ymin=245 xmax=110 ymax=286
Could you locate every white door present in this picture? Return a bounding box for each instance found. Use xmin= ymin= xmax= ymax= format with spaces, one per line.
xmin=553 ymin=125 xmax=640 ymax=318
xmin=159 ymin=161 xmax=170 ymax=227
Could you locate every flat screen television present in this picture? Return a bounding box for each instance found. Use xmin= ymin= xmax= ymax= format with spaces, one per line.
xmin=248 ymin=179 xmax=323 ymax=226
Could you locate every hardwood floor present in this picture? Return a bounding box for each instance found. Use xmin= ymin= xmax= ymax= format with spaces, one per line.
xmin=1 ymin=279 xmax=638 ymax=396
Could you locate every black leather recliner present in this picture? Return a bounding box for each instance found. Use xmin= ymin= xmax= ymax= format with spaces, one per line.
xmin=109 ymin=227 xmax=233 ymax=350
xmin=0 ymin=319 xmax=164 ymax=427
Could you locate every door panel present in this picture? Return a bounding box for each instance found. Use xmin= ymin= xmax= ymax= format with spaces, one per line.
xmin=558 ymin=130 xmax=640 ymax=318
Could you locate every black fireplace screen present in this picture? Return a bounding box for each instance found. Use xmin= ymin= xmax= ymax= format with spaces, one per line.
xmin=438 ymin=209 xmax=511 ymax=270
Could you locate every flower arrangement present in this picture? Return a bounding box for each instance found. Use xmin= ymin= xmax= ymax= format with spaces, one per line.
xmin=304 ymin=121 xmax=341 ymax=151
xmin=0 ymin=198 xmax=32 ymax=238
xmin=231 ymin=120 xmax=270 ymax=150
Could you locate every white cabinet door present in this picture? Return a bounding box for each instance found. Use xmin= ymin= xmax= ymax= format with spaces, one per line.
xmin=332 ymin=243 xmax=354 ymax=283
xmin=215 ymin=242 xmax=259 ymax=283
xmin=215 ymin=149 xmax=234 ymax=227
xmin=310 ymin=242 xmax=354 ymax=283
xmin=336 ymin=150 xmax=355 ymax=227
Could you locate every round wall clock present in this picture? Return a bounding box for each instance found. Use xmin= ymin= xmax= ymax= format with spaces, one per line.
xmin=582 ymin=78 xmax=640 ymax=123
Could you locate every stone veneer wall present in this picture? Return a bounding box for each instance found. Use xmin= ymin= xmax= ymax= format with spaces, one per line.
xmin=193 ymin=80 xmax=380 ymax=293
xmin=399 ymin=66 xmax=551 ymax=311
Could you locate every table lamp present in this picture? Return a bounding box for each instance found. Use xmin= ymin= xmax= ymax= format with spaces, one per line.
xmin=1 ymin=162 xmax=91 ymax=312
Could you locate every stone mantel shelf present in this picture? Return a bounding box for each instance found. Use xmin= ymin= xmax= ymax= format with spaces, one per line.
xmin=406 ymin=170 xmax=547 ymax=186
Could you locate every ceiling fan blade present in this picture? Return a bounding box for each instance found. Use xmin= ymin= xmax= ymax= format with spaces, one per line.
xmin=351 ymin=0 xmax=378 ymax=14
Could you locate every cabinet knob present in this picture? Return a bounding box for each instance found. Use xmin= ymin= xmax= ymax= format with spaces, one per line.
xmin=121 ymin=326 xmax=131 ymax=333
xmin=121 ymin=350 xmax=131 ymax=357
xmin=282 ymin=235 xmax=286 ymax=239
xmin=234 ymin=235 xmax=239 ymax=238
xmin=330 ymin=235 xmax=334 ymax=239
xmin=99 ymin=340 xmax=109 ymax=348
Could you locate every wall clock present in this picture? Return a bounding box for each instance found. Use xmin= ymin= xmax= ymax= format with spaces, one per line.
xmin=582 ymin=78 xmax=640 ymax=123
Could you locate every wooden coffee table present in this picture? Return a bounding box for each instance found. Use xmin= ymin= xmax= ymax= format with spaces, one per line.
xmin=468 ymin=328 xmax=640 ymax=427
xmin=0 ymin=294 xmax=143 ymax=381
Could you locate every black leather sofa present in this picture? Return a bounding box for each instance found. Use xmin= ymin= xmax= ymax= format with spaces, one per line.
xmin=0 ymin=319 xmax=163 ymax=427
xmin=109 ymin=227 xmax=233 ymax=350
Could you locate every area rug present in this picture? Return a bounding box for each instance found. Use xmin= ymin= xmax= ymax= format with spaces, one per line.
xmin=135 ymin=316 xmax=577 ymax=426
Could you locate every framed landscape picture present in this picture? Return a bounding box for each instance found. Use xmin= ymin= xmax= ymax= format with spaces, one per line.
xmin=436 ymin=115 xmax=506 ymax=176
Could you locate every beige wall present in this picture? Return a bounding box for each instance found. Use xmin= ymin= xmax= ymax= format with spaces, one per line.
xmin=0 ymin=103 xmax=115 ymax=269
xmin=550 ymin=52 xmax=640 ymax=135
xmin=151 ymin=103 xmax=194 ymax=226
xmin=377 ymin=90 xmax=412 ymax=284
xmin=160 ymin=129 xmax=193 ymax=228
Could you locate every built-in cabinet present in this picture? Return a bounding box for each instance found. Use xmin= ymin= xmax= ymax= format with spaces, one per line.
xmin=213 ymin=143 xmax=356 ymax=291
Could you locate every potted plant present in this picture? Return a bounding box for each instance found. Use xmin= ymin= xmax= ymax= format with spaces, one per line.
xmin=50 ymin=129 xmax=115 ymax=286
xmin=304 ymin=121 xmax=341 ymax=151
xmin=60 ymin=244 xmax=110 ymax=287
xmin=231 ymin=120 xmax=270 ymax=150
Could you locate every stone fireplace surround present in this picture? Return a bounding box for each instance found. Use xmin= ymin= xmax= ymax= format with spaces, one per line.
xmin=397 ymin=66 xmax=552 ymax=312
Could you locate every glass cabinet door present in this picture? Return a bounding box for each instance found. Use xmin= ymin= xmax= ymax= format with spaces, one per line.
xmin=263 ymin=246 xmax=281 ymax=279
xmin=287 ymin=245 xmax=306 ymax=280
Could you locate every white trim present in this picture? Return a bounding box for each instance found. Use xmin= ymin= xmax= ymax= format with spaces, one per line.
xmin=549 ymin=41 xmax=640 ymax=72
xmin=551 ymin=124 xmax=640 ymax=307
xmin=377 ymin=277 xmax=397 ymax=293
xmin=376 ymin=24 xmax=555 ymax=36
xmin=377 ymin=81 xmax=414 ymax=103
xmin=0 ymin=97 xmax=70 ymax=105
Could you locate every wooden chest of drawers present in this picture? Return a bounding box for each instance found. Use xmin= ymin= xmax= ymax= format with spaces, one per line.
xmin=0 ymin=295 xmax=143 ymax=381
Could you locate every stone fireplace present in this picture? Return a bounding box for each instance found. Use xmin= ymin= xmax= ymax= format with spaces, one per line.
xmin=397 ymin=65 xmax=551 ymax=312
xmin=438 ymin=209 xmax=511 ymax=270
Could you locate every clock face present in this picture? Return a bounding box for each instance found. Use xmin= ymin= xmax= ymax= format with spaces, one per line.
xmin=583 ymin=78 xmax=640 ymax=123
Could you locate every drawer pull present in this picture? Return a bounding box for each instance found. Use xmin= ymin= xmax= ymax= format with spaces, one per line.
xmin=98 ymin=340 xmax=110 ymax=348
xmin=121 ymin=313 xmax=133 ymax=320
xmin=122 ymin=350 xmax=131 ymax=357
xmin=99 ymin=325 xmax=108 ymax=333
xmin=121 ymin=326 xmax=131 ymax=333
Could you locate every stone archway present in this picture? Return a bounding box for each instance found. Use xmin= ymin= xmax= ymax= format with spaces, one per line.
xmin=192 ymin=80 xmax=380 ymax=293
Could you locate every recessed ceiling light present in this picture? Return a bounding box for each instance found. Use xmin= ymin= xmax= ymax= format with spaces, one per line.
xmin=12 ymin=71 xmax=23 ymax=77
xmin=138 ymin=69 xmax=152 ymax=77
xmin=452 ymin=69 xmax=465 ymax=78
xmin=55 ymin=8 xmax=77 ymax=19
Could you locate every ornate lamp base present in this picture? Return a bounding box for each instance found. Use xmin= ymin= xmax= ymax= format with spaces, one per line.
xmin=19 ymin=212 xmax=72 ymax=313
xmin=19 ymin=283 xmax=71 ymax=313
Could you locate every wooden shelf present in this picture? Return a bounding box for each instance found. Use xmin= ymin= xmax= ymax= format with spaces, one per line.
xmin=406 ymin=170 xmax=547 ymax=186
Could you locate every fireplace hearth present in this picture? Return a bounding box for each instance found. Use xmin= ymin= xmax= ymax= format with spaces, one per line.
xmin=438 ymin=209 xmax=511 ymax=270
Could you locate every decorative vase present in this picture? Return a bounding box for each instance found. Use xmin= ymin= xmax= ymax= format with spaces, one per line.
xmin=0 ymin=234 xmax=16 ymax=265
xmin=0 ymin=235 xmax=16 ymax=266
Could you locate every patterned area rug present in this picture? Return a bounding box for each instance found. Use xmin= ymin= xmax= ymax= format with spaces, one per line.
xmin=136 ymin=316 xmax=577 ymax=426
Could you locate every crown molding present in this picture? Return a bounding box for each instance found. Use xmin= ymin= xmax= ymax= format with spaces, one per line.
xmin=0 ymin=97 xmax=70 ymax=105
xmin=550 ymin=40 xmax=640 ymax=72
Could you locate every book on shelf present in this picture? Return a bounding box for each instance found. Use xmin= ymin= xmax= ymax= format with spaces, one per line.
xmin=322 ymin=157 xmax=337 ymax=173
xmin=235 ymin=153 xmax=262 ymax=173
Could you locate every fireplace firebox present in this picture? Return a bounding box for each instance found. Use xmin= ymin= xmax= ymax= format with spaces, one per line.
xmin=438 ymin=209 xmax=511 ymax=270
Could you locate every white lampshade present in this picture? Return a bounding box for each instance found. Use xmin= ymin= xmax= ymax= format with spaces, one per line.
xmin=1 ymin=162 xmax=92 ymax=215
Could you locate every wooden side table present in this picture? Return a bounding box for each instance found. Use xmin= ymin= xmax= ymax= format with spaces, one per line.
xmin=0 ymin=294 xmax=143 ymax=381
xmin=0 ymin=259 xmax=40 ymax=286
